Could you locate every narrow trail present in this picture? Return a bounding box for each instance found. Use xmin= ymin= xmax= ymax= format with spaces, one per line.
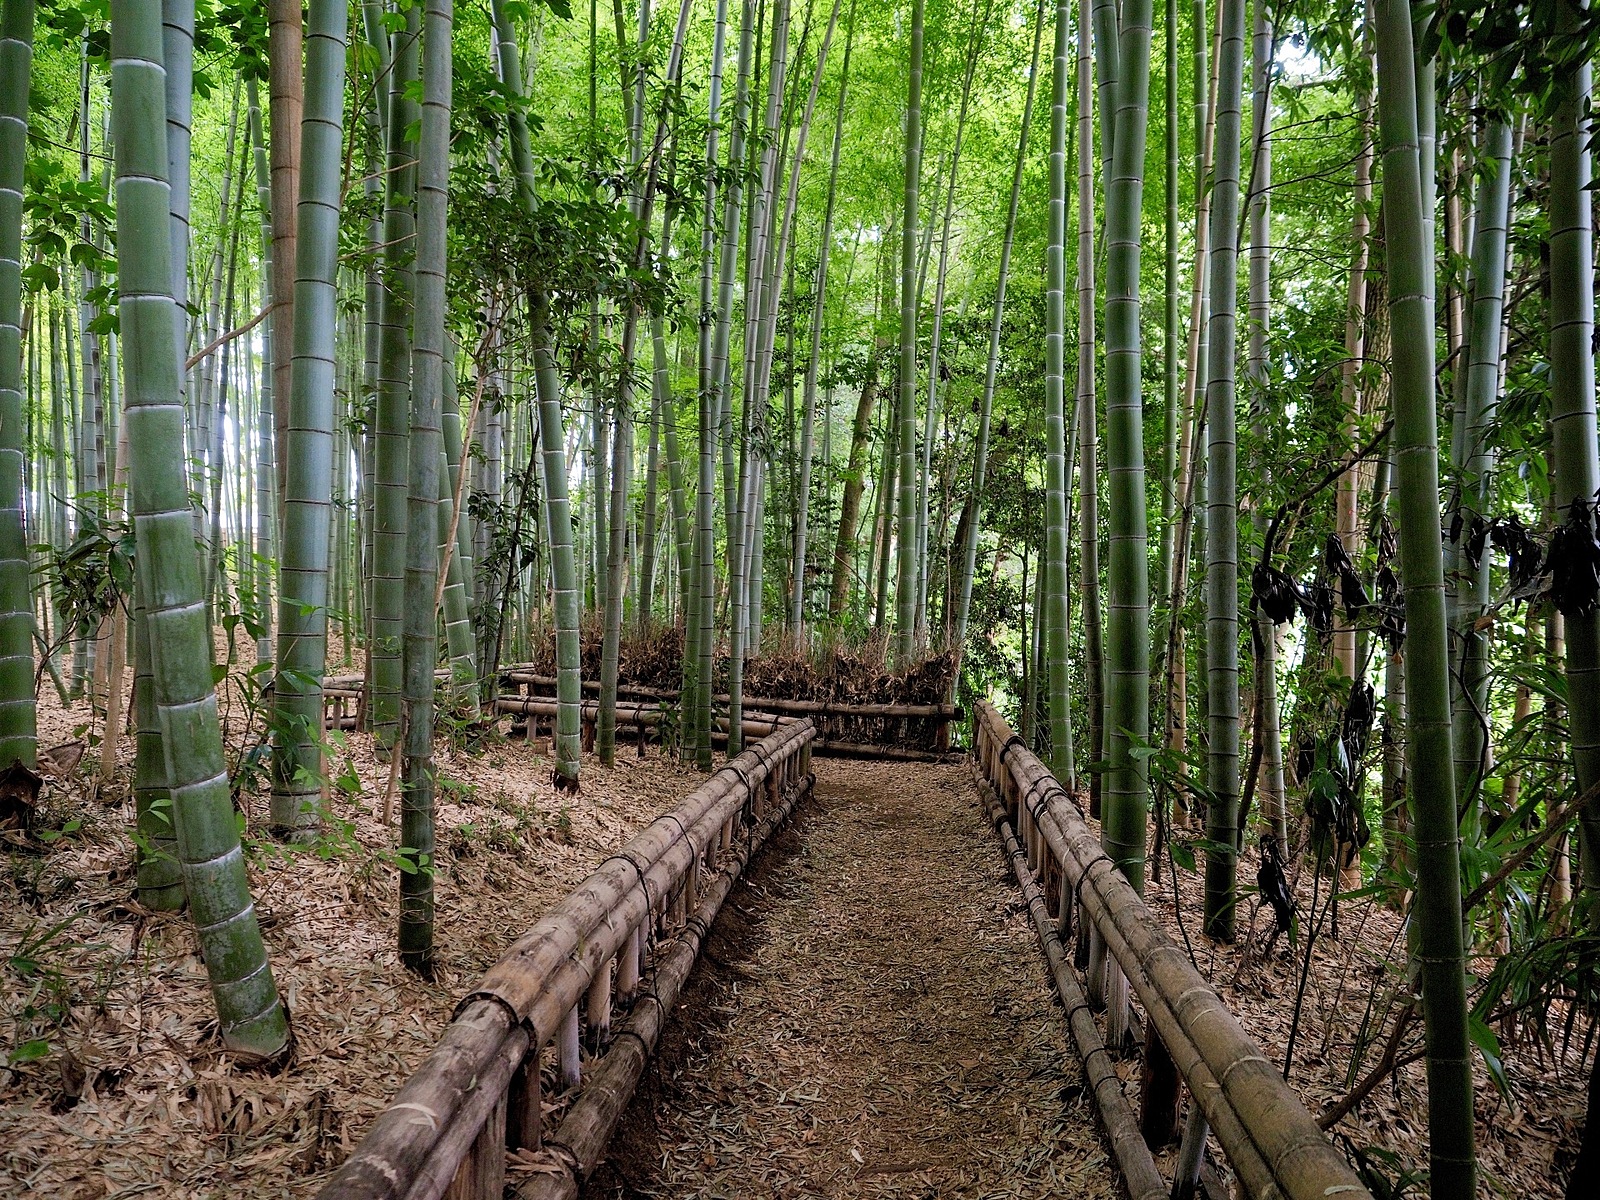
xmin=593 ymin=759 xmax=1119 ymax=1198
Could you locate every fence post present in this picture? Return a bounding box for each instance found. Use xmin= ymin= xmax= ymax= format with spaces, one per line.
xmin=444 ymin=1090 xmax=506 ymax=1200
xmin=559 ymin=1004 xmax=581 ymax=1089
xmin=507 ymin=1044 xmax=542 ymax=1152
xmin=585 ymin=956 xmax=613 ymax=1050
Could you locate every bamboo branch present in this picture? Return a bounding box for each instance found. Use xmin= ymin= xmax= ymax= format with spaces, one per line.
xmin=183 ymin=303 xmax=271 ymax=371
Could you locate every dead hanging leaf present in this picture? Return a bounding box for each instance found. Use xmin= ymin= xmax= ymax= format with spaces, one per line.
xmin=1252 ymin=562 xmax=1300 ymax=625
xmin=0 ymin=760 xmax=42 ymax=832
xmin=36 ymin=740 xmax=85 ymax=779
xmin=1545 ymin=497 xmax=1600 ymax=617
xmin=1492 ymin=516 xmax=1544 ymax=595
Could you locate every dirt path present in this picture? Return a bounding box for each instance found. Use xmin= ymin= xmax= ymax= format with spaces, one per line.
xmin=593 ymin=759 xmax=1119 ymax=1199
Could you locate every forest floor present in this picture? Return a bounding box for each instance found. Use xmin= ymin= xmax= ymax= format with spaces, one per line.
xmin=1134 ymin=808 xmax=1585 ymax=1199
xmin=593 ymin=759 xmax=1119 ymax=1199
xmin=0 ymin=653 xmax=715 ymax=1199
xmin=0 ymin=650 xmax=1589 ymax=1198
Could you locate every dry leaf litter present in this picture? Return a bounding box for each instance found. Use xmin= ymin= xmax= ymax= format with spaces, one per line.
xmin=593 ymin=759 xmax=1118 ymax=1199
xmin=1 ymin=642 xmax=713 ymax=1199
xmin=3 ymin=633 xmax=1590 ymax=1200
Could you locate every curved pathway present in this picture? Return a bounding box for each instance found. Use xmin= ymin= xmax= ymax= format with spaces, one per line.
xmin=592 ymin=759 xmax=1119 ymax=1198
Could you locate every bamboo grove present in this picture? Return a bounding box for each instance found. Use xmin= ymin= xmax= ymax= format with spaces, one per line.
xmin=3 ymin=0 xmax=1600 ymax=1192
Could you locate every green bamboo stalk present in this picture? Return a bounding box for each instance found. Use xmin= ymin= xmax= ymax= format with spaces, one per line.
xmin=1549 ymin=0 xmax=1600 ymax=906
xmin=954 ymin=0 xmax=1043 ymax=651
xmin=1246 ymin=5 xmax=1286 ymax=851
xmin=162 ymin=0 xmax=192 ymax=386
xmin=267 ymin=0 xmax=301 ymax=509
xmin=438 ymin=359 xmax=477 ymax=704
xmin=1201 ymin=0 xmax=1243 ymax=938
xmin=399 ymin=0 xmax=450 ymax=972
xmin=247 ymin=78 xmax=275 ymax=667
xmin=0 ymin=0 xmax=36 ymax=770
xmin=1156 ymin=0 xmax=1179 ymax=616
xmin=914 ymin=6 xmax=986 ymax=643
xmin=1075 ymin=0 xmax=1104 ymax=819
xmin=1372 ymin=0 xmax=1475 ymax=1188
xmin=685 ymin=0 xmax=732 ymax=765
xmin=1091 ymin=0 xmax=1118 ymax=171
xmin=792 ymin=0 xmax=856 ymax=636
xmin=530 ymin=298 xmax=582 ymax=786
xmin=370 ymin=0 xmax=421 ymax=751
xmin=441 ymin=343 xmax=474 ymax=612
xmin=893 ymin=0 xmax=925 ymax=663
xmin=599 ymin=0 xmax=693 ymax=766
xmin=490 ymin=0 xmax=581 ymax=787
xmin=270 ymin=0 xmax=348 ymax=840
xmin=1044 ymin=0 xmax=1072 ymax=783
xmin=49 ymin=305 xmax=73 ymax=692
xmin=1101 ymin=0 xmax=1154 ymax=891
xmin=112 ymin=0 xmax=289 ymax=1058
xmin=1447 ymin=119 xmax=1511 ymax=833
xmin=653 ymin=316 xmax=691 ymax=623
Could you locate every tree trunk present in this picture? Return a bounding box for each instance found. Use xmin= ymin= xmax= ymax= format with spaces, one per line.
xmin=113 ymin=0 xmax=290 ymax=1058
xmin=0 ymin=0 xmax=35 ymax=771
xmin=1373 ymin=0 xmax=1475 ymax=1189
xmin=269 ymin=0 xmax=349 ymax=840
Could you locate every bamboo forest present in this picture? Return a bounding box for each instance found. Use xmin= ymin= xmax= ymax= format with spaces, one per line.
xmin=3 ymin=0 xmax=1600 ymax=1195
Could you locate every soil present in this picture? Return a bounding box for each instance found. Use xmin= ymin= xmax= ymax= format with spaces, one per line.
xmin=3 ymin=644 xmax=1587 ymax=1200
xmin=0 ymin=659 xmax=718 ymax=1200
xmin=592 ymin=759 xmax=1119 ymax=1199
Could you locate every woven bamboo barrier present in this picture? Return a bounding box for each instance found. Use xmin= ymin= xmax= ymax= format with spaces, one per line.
xmin=499 ymin=670 xmax=959 ymax=717
xmin=495 ymin=696 xmax=958 ymax=761
xmin=972 ymin=702 xmax=1370 ymax=1200
xmin=496 ymin=670 xmax=957 ymax=754
xmin=317 ymin=720 xmax=817 ymax=1200
xmin=972 ymin=766 xmax=1167 ymax=1200
xmin=514 ymin=764 xmax=810 ymax=1199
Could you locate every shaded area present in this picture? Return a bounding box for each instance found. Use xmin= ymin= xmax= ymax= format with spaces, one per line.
xmin=594 ymin=759 xmax=1117 ymax=1198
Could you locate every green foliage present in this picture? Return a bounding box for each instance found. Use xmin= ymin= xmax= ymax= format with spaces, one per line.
xmin=33 ymin=500 xmax=133 ymax=642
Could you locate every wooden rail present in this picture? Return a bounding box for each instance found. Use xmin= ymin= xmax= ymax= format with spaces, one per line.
xmin=972 ymin=702 xmax=1371 ymax=1200
xmin=319 ymin=667 xmax=958 ymax=758
xmin=317 ymin=719 xmax=817 ymax=1200
xmin=497 ymin=667 xmax=959 ymax=756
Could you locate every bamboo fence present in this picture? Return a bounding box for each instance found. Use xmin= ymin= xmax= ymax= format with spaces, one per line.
xmin=316 ymin=719 xmax=817 ymax=1200
xmin=971 ymin=701 xmax=1372 ymax=1200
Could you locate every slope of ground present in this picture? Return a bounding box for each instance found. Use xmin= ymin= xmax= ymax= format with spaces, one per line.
xmin=594 ymin=759 xmax=1119 ymax=1199
xmin=0 ymin=679 xmax=709 ymax=1199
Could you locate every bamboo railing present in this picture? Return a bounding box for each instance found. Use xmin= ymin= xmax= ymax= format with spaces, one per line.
xmin=497 ymin=667 xmax=959 ymax=756
xmin=317 ymin=719 xmax=817 ymax=1200
xmin=971 ymin=702 xmax=1371 ymax=1200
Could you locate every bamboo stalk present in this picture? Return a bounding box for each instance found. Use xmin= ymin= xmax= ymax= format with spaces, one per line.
xmin=972 ymin=702 xmax=1369 ymax=1200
